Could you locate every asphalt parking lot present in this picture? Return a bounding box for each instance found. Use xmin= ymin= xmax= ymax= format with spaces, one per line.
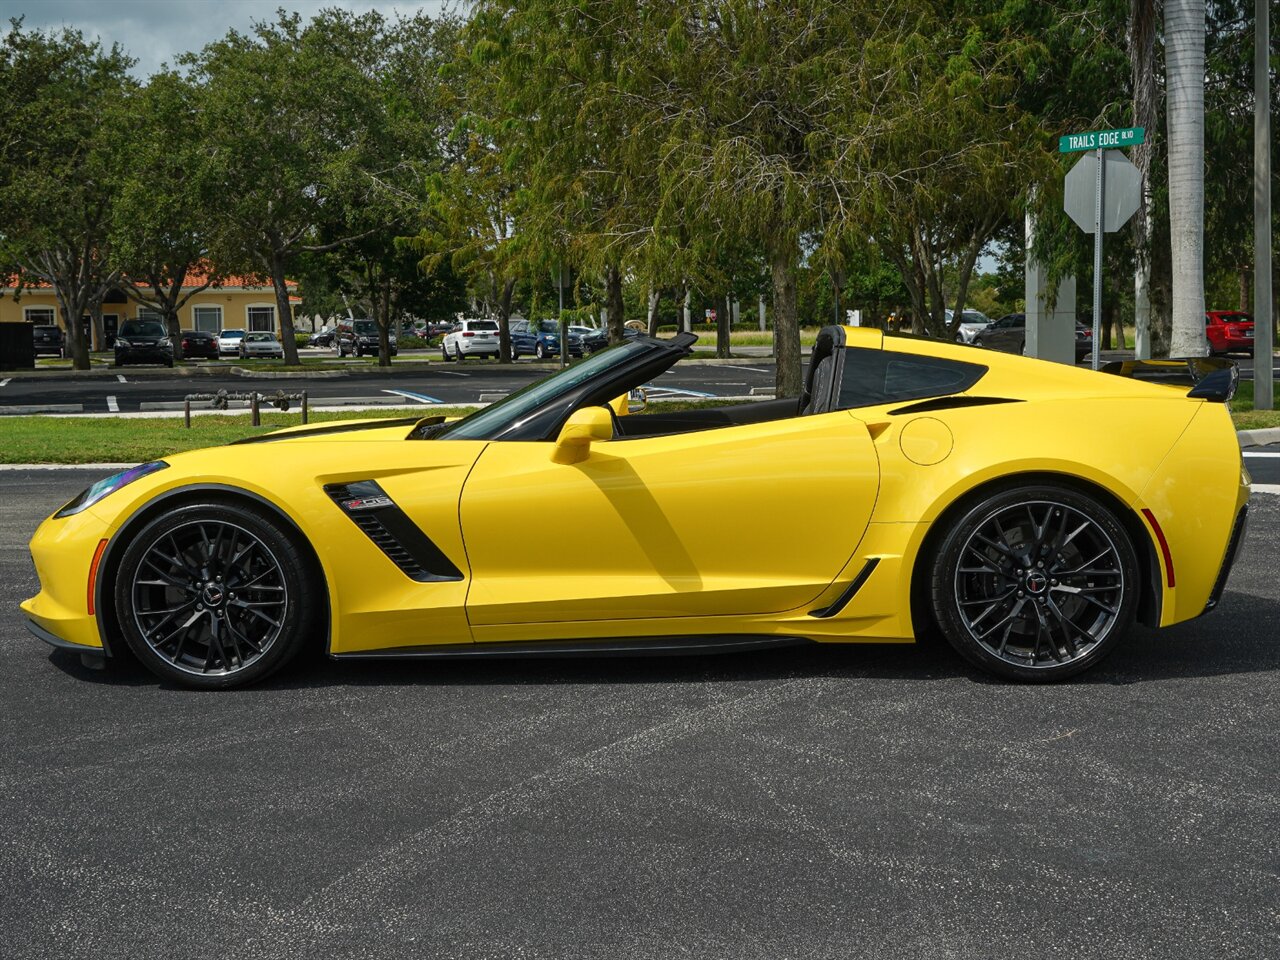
xmin=2 ymin=470 xmax=1278 ymax=960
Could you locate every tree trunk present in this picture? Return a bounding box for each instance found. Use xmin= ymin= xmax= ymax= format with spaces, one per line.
xmin=90 ymin=302 xmax=105 ymax=354
xmin=1130 ymin=0 xmax=1158 ymax=359
xmin=56 ymin=292 xmax=90 ymax=370
xmin=717 ymin=292 xmax=731 ymax=358
xmin=1166 ymin=0 xmax=1208 ymax=357
xmin=646 ymin=286 xmax=661 ymax=337
xmin=377 ymin=276 xmax=393 ymax=368
xmin=605 ymin=265 xmax=625 ymax=345
xmin=949 ymin=227 xmax=987 ymax=338
xmin=496 ymin=275 xmax=516 ymax=363
xmin=270 ymin=250 xmax=300 ymax=366
xmin=770 ymin=241 xmax=802 ymax=398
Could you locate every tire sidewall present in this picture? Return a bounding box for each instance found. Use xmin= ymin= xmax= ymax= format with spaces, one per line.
xmin=113 ymin=501 xmax=319 ymax=689
xmin=930 ymin=483 xmax=1140 ymax=682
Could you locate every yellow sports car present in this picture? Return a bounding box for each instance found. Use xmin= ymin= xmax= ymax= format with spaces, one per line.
xmin=22 ymin=326 xmax=1249 ymax=689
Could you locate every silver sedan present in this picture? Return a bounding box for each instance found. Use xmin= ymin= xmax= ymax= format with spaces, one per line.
xmin=238 ymin=332 xmax=284 ymax=359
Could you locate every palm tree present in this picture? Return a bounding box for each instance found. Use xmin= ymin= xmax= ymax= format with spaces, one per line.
xmin=1129 ymin=0 xmax=1158 ymax=360
xmin=1165 ymin=0 xmax=1209 ymax=357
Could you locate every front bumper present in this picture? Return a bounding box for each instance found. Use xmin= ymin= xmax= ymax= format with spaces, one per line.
xmin=116 ymin=347 xmax=172 ymax=363
xmin=21 ymin=506 xmax=114 ymax=652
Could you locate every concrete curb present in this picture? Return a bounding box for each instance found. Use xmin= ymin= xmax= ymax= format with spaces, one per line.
xmin=230 ymin=366 xmax=347 ymax=380
xmin=1238 ymin=427 xmax=1280 ymax=447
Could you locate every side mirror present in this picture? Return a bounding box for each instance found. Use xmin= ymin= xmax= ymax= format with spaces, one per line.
xmin=551 ymin=406 xmax=614 ymax=464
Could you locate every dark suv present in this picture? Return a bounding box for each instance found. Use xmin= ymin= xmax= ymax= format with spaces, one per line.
xmin=32 ymin=325 xmax=64 ymax=358
xmin=334 ymin=319 xmax=398 ymax=358
xmin=114 ymin=320 xmax=174 ymax=367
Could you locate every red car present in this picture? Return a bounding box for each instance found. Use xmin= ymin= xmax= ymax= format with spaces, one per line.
xmin=1205 ymin=311 xmax=1254 ymax=355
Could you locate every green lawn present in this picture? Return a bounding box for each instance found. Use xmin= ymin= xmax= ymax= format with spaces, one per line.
xmin=1229 ymin=380 xmax=1280 ymax=430
xmin=0 ymin=399 xmax=753 ymax=464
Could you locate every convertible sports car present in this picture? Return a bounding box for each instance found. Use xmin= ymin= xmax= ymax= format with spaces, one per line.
xmin=22 ymin=326 xmax=1249 ymax=689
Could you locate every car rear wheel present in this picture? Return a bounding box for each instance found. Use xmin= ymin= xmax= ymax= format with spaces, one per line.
xmin=114 ymin=501 xmax=320 ymax=690
xmin=929 ymin=484 xmax=1138 ymax=682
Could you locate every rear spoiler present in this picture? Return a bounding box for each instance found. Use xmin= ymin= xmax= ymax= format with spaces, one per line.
xmin=1099 ymin=357 xmax=1238 ymax=402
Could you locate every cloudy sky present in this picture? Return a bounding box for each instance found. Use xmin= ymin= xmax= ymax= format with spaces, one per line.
xmin=2 ymin=0 xmax=460 ymax=77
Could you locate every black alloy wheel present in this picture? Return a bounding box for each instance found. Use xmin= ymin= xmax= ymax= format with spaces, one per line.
xmin=115 ymin=501 xmax=319 ymax=689
xmin=930 ymin=484 xmax=1138 ymax=681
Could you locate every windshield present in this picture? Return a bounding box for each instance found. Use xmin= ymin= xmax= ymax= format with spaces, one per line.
xmin=121 ymin=321 xmax=166 ymax=338
xmin=537 ymin=320 xmax=561 ymax=334
xmin=246 ymin=332 xmax=275 ymax=342
xmin=354 ymin=320 xmax=376 ymax=334
xmin=439 ymin=341 xmax=652 ymax=440
xmin=219 ymin=330 xmax=243 ymax=339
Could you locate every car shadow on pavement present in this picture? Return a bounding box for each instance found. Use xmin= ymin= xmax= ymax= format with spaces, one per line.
xmin=44 ymin=588 xmax=1278 ymax=691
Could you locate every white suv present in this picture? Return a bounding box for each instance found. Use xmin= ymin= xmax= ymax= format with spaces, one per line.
xmin=441 ymin=319 xmax=500 ymax=360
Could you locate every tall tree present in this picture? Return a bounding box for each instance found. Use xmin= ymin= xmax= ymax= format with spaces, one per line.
xmin=1166 ymin=0 xmax=1209 ymax=356
xmin=188 ymin=10 xmax=387 ymax=365
xmin=0 ymin=21 xmax=133 ymax=369
xmin=110 ymin=70 xmax=221 ymax=359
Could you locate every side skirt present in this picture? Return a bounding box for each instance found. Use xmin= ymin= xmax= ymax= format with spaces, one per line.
xmin=332 ymin=634 xmax=816 ymax=661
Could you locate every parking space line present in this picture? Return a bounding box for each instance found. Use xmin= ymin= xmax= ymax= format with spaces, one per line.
xmin=106 ymin=395 xmax=119 ymax=412
xmin=116 ymin=374 xmax=127 ymax=383
xmin=733 ymin=366 xmax=773 ymax=374
xmin=1243 ymin=452 xmax=1280 ymax=458
xmin=1253 ymin=484 xmax=1280 ymax=495
xmin=382 ymin=389 xmax=441 ymax=404
xmin=0 ymin=378 xmax=9 ymax=388
xmin=430 ymin=369 xmax=470 ymax=377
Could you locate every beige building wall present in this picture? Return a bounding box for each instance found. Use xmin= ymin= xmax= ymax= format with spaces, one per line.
xmin=0 ymin=288 xmax=294 ymax=334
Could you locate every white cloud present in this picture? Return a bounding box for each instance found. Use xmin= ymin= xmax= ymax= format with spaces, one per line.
xmin=5 ymin=0 xmax=460 ymax=77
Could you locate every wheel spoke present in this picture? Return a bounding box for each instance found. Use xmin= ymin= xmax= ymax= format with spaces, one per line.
xmin=131 ymin=518 xmax=288 ymax=678
xmin=955 ymin=498 xmax=1125 ymax=671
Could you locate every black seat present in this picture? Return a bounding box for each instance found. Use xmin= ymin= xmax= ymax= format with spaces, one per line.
xmin=802 ymin=354 xmax=835 ymax=415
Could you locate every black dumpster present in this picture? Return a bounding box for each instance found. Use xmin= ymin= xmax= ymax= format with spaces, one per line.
xmin=0 ymin=322 xmax=36 ymax=371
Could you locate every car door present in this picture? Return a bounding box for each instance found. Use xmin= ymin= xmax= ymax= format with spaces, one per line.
xmin=458 ymin=411 xmax=881 ymax=630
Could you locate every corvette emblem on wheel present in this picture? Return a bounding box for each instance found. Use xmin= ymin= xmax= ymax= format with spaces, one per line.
xmin=21 ymin=325 xmax=1249 ymax=688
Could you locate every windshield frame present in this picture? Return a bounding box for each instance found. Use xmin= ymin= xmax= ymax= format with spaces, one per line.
xmin=436 ymin=333 xmax=695 ymax=442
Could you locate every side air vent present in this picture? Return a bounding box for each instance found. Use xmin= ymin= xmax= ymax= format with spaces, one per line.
xmin=324 ymin=481 xmax=464 ymax=583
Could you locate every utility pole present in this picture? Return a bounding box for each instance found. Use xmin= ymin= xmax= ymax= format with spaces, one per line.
xmin=1255 ymin=0 xmax=1274 ymax=410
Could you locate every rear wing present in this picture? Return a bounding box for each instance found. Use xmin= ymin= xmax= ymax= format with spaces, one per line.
xmin=1099 ymin=357 xmax=1238 ymax=402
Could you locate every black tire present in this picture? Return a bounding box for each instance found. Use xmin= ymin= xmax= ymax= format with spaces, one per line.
xmin=536 ymin=343 xmax=548 ymax=360
xmin=442 ymin=343 xmax=452 ymax=361
xmin=454 ymin=344 xmax=464 ymax=362
xmin=114 ymin=500 xmax=321 ymax=690
xmin=929 ymin=483 xmax=1139 ymax=682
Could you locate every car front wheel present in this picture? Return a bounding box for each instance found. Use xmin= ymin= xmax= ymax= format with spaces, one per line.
xmin=114 ymin=500 xmax=320 ymax=689
xmin=929 ymin=483 xmax=1139 ymax=682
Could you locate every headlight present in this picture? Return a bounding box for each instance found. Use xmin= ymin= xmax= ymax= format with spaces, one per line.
xmin=55 ymin=461 xmax=169 ymax=518
xmin=115 ymin=339 xmax=131 ymax=348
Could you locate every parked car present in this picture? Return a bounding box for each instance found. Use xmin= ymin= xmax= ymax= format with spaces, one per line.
xmin=179 ymin=330 xmax=219 ymax=360
xmin=1205 ymin=311 xmax=1254 ymax=355
xmin=582 ymin=326 xmax=645 ymax=353
xmin=973 ymin=313 xmax=1092 ymax=362
xmin=441 ymin=319 xmax=501 ymax=360
xmin=114 ymin=320 xmax=174 ymax=367
xmin=26 ymin=325 xmax=1249 ymax=689
xmin=334 ymin=319 xmax=398 ymax=358
xmin=238 ymin=331 xmax=285 ymax=360
xmin=307 ymin=326 xmax=336 ymax=348
xmin=32 ymin=324 xmax=64 ymax=358
xmin=946 ymin=309 xmax=992 ymax=344
xmin=216 ymin=330 xmax=246 ymax=357
xmin=418 ymin=321 xmax=457 ymax=340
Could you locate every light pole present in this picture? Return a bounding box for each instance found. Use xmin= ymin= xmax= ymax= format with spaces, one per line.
xmin=1255 ymin=0 xmax=1273 ymax=410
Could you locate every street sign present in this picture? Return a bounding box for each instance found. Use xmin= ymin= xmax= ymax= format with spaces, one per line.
xmin=1058 ymin=126 xmax=1145 ymax=153
xmin=1064 ymin=150 xmax=1141 ymax=233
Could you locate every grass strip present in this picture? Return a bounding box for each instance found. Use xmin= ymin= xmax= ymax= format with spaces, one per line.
xmin=0 ymin=399 xmax=753 ymax=464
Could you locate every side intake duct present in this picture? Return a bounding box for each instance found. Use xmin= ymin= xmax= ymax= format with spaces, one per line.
xmin=324 ymin=480 xmax=464 ymax=583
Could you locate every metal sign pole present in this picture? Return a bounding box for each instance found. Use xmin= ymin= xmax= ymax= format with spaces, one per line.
xmin=1092 ymin=147 xmax=1105 ymax=371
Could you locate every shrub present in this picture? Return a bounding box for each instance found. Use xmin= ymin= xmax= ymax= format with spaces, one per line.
xmin=398 ymin=335 xmax=428 ymax=349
